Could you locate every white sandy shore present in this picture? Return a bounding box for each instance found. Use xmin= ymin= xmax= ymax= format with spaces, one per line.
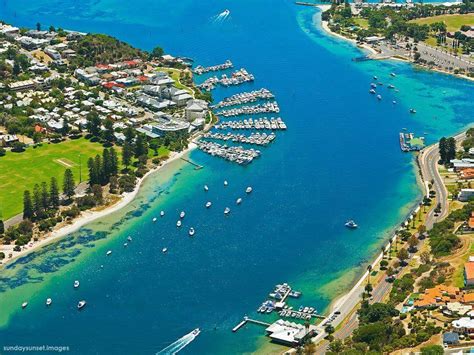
xmin=0 ymin=142 xmax=198 ymax=268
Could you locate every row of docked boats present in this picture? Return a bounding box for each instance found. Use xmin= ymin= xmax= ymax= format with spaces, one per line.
xmin=202 ymin=132 xmax=276 ymax=146
xmin=214 ymin=117 xmax=287 ymax=131
xmin=193 ymin=60 xmax=233 ymax=75
xmin=211 ymin=88 xmax=274 ymax=109
xmin=216 ymin=101 xmax=280 ymax=117
xmin=197 ymin=68 xmax=255 ymax=91
xmin=196 ymin=141 xmax=261 ymax=165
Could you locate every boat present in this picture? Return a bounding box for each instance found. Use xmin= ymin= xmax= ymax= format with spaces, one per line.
xmin=74 ymin=280 xmax=80 ymax=288
xmin=177 ymin=220 xmax=182 ymax=227
xmin=410 ymin=108 xmax=416 ymax=114
xmin=224 ymin=207 xmax=231 ymax=215
xmin=370 ymin=83 xmax=377 ymax=88
xmin=160 ymin=211 xmax=165 ymax=217
xmin=192 ymin=328 xmax=201 ymax=337
xmin=204 ymin=185 xmax=209 ymax=191
xmin=124 ymin=243 xmax=128 ymax=247
xmin=376 ymin=94 xmax=382 ymax=100
xmin=127 ymin=236 xmax=132 ymax=242
xmin=224 ymin=180 xmax=228 ymax=186
xmin=46 ymin=298 xmax=52 ymax=306
xmin=345 ymin=220 xmax=358 ymax=229
xmin=246 ymin=186 xmax=253 ymax=194
xmin=390 ymin=72 xmax=396 ymax=77
xmin=77 ymin=300 xmax=87 ymax=310
xmin=162 ymin=247 xmax=168 ymax=253
xmin=22 ymin=302 xmax=28 ymax=309
xmin=152 ymin=217 xmax=157 ymax=222
xmin=180 ymin=211 xmax=186 ymax=219
xmin=106 ymin=250 xmax=112 ymax=256
xmin=236 ymin=198 xmax=242 ymax=205
xmin=369 ymin=89 xmax=376 ymax=94
xmin=392 ymin=100 xmax=397 ymax=104
xmin=388 ymin=84 xmax=395 ymax=89
xmin=373 ymin=75 xmax=378 ymax=80
xmin=189 ymin=228 xmax=195 ymax=237
xmin=206 ymin=201 xmax=212 ymax=208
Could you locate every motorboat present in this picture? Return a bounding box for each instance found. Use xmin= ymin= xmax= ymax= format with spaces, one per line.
xmin=377 ymin=94 xmax=382 ymax=100
xmin=345 ymin=220 xmax=358 ymax=229
xmin=160 ymin=211 xmax=165 ymax=217
xmin=46 ymin=298 xmax=52 ymax=306
xmin=388 ymin=84 xmax=395 ymax=89
xmin=236 ymin=198 xmax=242 ymax=205
xmin=106 ymin=250 xmax=112 ymax=256
xmin=77 ymin=300 xmax=86 ymax=310
xmin=180 ymin=211 xmax=186 ymax=219
xmin=410 ymin=108 xmax=416 ymax=114
xmin=369 ymin=89 xmax=376 ymax=94
xmin=224 ymin=180 xmax=228 ymax=186
xmin=224 ymin=207 xmax=231 ymax=215
xmin=246 ymin=186 xmax=253 ymax=194
xmin=204 ymin=185 xmax=209 ymax=191
xmin=390 ymin=72 xmax=396 ymax=77
xmin=192 ymin=328 xmax=201 ymax=336
xmin=189 ymin=228 xmax=195 ymax=236
xmin=373 ymin=75 xmax=378 ymax=80
xmin=22 ymin=302 xmax=28 ymax=309
xmin=74 ymin=280 xmax=80 ymax=288
xmin=162 ymin=248 xmax=168 ymax=253
xmin=370 ymin=83 xmax=377 ymax=88
xmin=123 ymin=243 xmax=128 ymax=247
xmin=127 ymin=236 xmax=132 ymax=242
xmin=206 ymin=201 xmax=212 ymax=208
xmin=392 ymin=100 xmax=397 ymax=104
xmin=176 ymin=220 xmax=182 ymax=227
xmin=152 ymin=217 xmax=157 ymax=222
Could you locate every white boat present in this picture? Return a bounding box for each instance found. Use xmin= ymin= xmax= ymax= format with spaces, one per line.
xmin=377 ymin=94 xmax=382 ymax=100
xmin=74 ymin=280 xmax=80 ymax=288
xmin=160 ymin=211 xmax=165 ymax=217
xmin=206 ymin=201 xmax=212 ymax=208
xmin=177 ymin=220 xmax=182 ymax=227
xmin=189 ymin=228 xmax=195 ymax=236
xmin=204 ymin=185 xmax=209 ymax=191
xmin=152 ymin=217 xmax=157 ymax=222
xmin=224 ymin=207 xmax=231 ymax=215
xmin=124 ymin=243 xmax=128 ymax=247
xmin=22 ymin=302 xmax=28 ymax=309
xmin=345 ymin=220 xmax=358 ymax=229
xmin=46 ymin=298 xmax=52 ymax=306
xmin=246 ymin=187 xmax=253 ymax=194
xmin=390 ymin=72 xmax=396 ymax=77
xmin=236 ymin=198 xmax=242 ymax=205
xmin=392 ymin=100 xmax=397 ymax=104
xmin=410 ymin=108 xmax=416 ymax=114
xmin=224 ymin=180 xmax=228 ymax=186
xmin=373 ymin=75 xmax=378 ymax=80
xmin=192 ymin=328 xmax=201 ymax=336
xmin=162 ymin=247 xmax=168 ymax=253
xmin=77 ymin=300 xmax=86 ymax=310
xmin=106 ymin=250 xmax=112 ymax=256
xmin=127 ymin=236 xmax=132 ymax=242
xmin=180 ymin=211 xmax=186 ymax=219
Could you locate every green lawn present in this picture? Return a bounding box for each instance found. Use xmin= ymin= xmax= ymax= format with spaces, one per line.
xmin=410 ymin=14 xmax=474 ymax=32
xmin=353 ymin=18 xmax=369 ymax=30
xmin=0 ymin=138 xmax=105 ymax=220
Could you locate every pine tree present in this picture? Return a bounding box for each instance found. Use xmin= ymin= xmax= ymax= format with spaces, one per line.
xmin=103 ymin=118 xmax=115 ymax=144
xmin=41 ymin=182 xmax=49 ymax=209
xmin=23 ymin=190 xmax=34 ymax=219
xmin=102 ymin=148 xmax=111 ymax=183
xmin=94 ymin=155 xmax=104 ymax=185
xmin=88 ymin=157 xmax=98 ymax=186
xmin=122 ymin=141 xmax=133 ymax=169
xmin=0 ymin=219 xmax=4 ymax=235
xmin=134 ymin=134 xmax=148 ymax=158
xmin=124 ymin=127 xmax=135 ymax=144
xmin=63 ymin=169 xmax=76 ymax=200
xmin=446 ymin=137 xmax=456 ymax=163
xmin=439 ymin=137 xmax=447 ymax=164
xmin=86 ymin=111 xmax=101 ymax=137
xmin=33 ymin=183 xmax=42 ymax=215
xmin=109 ymin=147 xmax=119 ymax=176
xmin=50 ymin=177 xmax=60 ymax=208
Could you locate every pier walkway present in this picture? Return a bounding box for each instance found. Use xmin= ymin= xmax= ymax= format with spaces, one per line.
xmin=180 ymin=157 xmax=203 ymax=170
xmin=232 ymin=316 xmax=270 ymax=332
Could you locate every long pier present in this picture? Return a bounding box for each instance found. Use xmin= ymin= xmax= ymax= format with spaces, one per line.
xmin=232 ymin=316 xmax=270 ymax=332
xmin=180 ymin=157 xmax=203 ymax=170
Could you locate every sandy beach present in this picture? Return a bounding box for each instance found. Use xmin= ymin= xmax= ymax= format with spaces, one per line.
xmin=0 ymin=142 xmax=198 ymax=268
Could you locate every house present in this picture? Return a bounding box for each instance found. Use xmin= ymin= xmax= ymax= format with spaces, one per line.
xmin=265 ymin=319 xmax=315 ymax=346
xmin=44 ymin=47 xmax=61 ymax=60
xmin=443 ymin=302 xmax=472 ymax=316
xmin=460 ymin=168 xmax=474 ymax=180
xmin=465 ymin=262 xmax=474 ymax=286
xmin=459 ymin=189 xmax=474 ymax=202
xmin=463 ymin=292 xmax=474 ymax=304
xmin=414 ymin=285 xmax=462 ymax=308
xmin=452 ymin=316 xmax=474 ymax=337
xmin=451 ymin=159 xmax=474 ymax=171
xmin=468 ymin=213 xmax=474 ymax=230
xmin=0 ymin=134 xmax=19 ymax=147
xmin=8 ymin=80 xmax=37 ymax=92
xmin=443 ymin=332 xmax=460 ymax=345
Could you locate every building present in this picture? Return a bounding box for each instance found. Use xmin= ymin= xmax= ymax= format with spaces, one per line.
xmin=465 ymin=262 xmax=474 ymax=286
xmin=0 ymin=134 xmax=19 ymax=147
xmin=44 ymin=47 xmax=61 ymax=60
xmin=185 ymin=99 xmax=209 ymax=122
xmin=265 ymin=319 xmax=315 ymax=346
xmin=150 ymin=116 xmax=190 ymax=135
xmin=8 ymin=80 xmax=37 ymax=92
xmin=452 ymin=316 xmax=474 ymax=337
xmin=443 ymin=332 xmax=460 ymax=345
xmin=451 ymin=159 xmax=474 ymax=171
xmin=414 ymin=285 xmax=462 ymax=308
xmin=459 ymin=189 xmax=474 ymax=202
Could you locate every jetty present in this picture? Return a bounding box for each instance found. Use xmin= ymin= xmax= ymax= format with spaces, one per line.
xmin=180 ymin=157 xmax=203 ymax=170
xmin=193 ymin=60 xmax=233 ymax=75
xmin=211 ymin=88 xmax=275 ymax=109
xmin=216 ymin=101 xmax=280 ymax=117
xmin=203 ymin=132 xmax=276 ymax=146
xmin=232 ymin=316 xmax=271 ymax=332
xmin=197 ymin=68 xmax=255 ymax=91
xmin=214 ymin=117 xmax=287 ymax=131
xmin=196 ymin=141 xmax=261 ymax=165
xmin=400 ymin=132 xmax=425 ymax=152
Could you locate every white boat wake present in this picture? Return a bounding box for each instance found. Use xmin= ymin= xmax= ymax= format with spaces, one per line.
xmin=211 ymin=9 xmax=231 ymax=22
xmin=156 ymin=328 xmax=201 ymax=355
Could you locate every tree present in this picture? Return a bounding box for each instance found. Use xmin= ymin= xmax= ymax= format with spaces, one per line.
xmin=325 ymin=324 xmax=335 ymax=335
xmin=94 ymin=155 xmax=104 ymax=185
xmin=102 ymin=118 xmax=114 ymax=144
xmin=439 ymin=137 xmax=447 ymax=164
xmin=397 ymin=248 xmax=409 ymax=265
xmin=40 ymin=181 xmax=49 ymax=209
xmin=408 ymin=235 xmax=418 ymax=252
xmin=109 ymin=147 xmax=119 ymax=176
xmin=13 ymin=61 xmax=21 ymax=76
xmin=86 ymin=111 xmax=101 ymax=137
xmin=124 ymin=127 xmax=135 ymax=144
xmin=446 ymin=137 xmax=456 ymax=163
xmin=33 ymin=183 xmax=42 ymax=215
xmin=134 ymin=133 xmax=148 ymax=158
xmin=421 ymin=345 xmax=444 ymax=355
xmin=50 ymin=177 xmax=60 ymax=208
xmin=150 ymin=46 xmax=164 ymax=59
xmin=109 ymin=175 xmax=119 ymax=194
xmin=23 ymin=190 xmax=33 ymax=219
xmin=102 ymin=149 xmax=111 ymax=183
xmin=63 ymin=169 xmax=76 ymax=200
xmin=91 ymin=184 xmax=103 ymax=204
xmin=122 ymin=141 xmax=133 ymax=169
xmin=149 ymin=139 xmax=160 ymax=156
xmin=88 ymin=157 xmax=98 ymax=186
xmin=0 ymin=219 xmax=4 ymax=235
xmin=365 ymin=283 xmax=373 ymax=296
xmin=61 ymin=117 xmax=70 ymax=136
xmin=420 ymin=251 xmax=431 ymax=265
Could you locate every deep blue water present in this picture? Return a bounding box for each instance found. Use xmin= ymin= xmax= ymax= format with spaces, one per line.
xmin=0 ymin=0 xmax=473 ymax=354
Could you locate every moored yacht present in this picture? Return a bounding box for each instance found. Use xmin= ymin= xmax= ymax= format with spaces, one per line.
xmin=46 ymin=298 xmax=52 ymax=306
xmin=410 ymin=108 xmax=416 ymax=114
xmin=160 ymin=210 xmax=165 ymax=217
xmin=224 ymin=207 xmax=231 ymax=215
xmin=77 ymin=300 xmax=86 ymax=310
xmin=189 ymin=227 xmax=195 ymax=236
xmin=206 ymin=201 xmax=212 ymax=208
xmin=369 ymin=89 xmax=376 ymax=94
xmin=180 ymin=211 xmax=186 ymax=219
xmin=246 ymin=186 xmax=253 ymax=194
xmin=152 ymin=217 xmax=157 ymax=222
xmin=390 ymin=72 xmax=396 ymax=77
xmin=127 ymin=236 xmax=132 ymax=242
xmin=345 ymin=220 xmax=358 ymax=229
xmin=177 ymin=220 xmax=182 ymax=227
xmin=224 ymin=180 xmax=228 ymax=186
xmin=74 ymin=280 xmax=80 ymax=288
xmin=162 ymin=247 xmax=168 ymax=253
xmin=106 ymin=250 xmax=112 ymax=256
xmin=204 ymin=185 xmax=209 ymax=191
xmin=236 ymin=198 xmax=242 ymax=205
xmin=377 ymin=94 xmax=382 ymax=100
xmin=373 ymin=75 xmax=378 ymax=80
xmin=22 ymin=302 xmax=28 ymax=309
xmin=123 ymin=242 xmax=128 ymax=247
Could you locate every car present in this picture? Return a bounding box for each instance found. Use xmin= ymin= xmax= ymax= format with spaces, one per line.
xmin=334 ymin=311 xmax=341 ymax=315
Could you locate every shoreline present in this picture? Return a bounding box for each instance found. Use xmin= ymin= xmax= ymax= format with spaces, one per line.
xmin=0 ymin=142 xmax=198 ymax=268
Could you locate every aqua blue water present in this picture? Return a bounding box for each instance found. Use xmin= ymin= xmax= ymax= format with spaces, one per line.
xmin=0 ymin=0 xmax=473 ymax=354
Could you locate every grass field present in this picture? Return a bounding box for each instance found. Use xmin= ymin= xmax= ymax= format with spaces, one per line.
xmin=410 ymin=14 xmax=474 ymax=32
xmin=353 ymin=18 xmax=369 ymax=30
xmin=0 ymin=138 xmax=105 ymax=220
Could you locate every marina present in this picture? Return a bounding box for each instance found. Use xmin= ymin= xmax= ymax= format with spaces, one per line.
xmin=214 ymin=117 xmax=287 ymax=131
xmin=197 ymin=68 xmax=255 ymax=91
xmin=399 ymin=132 xmax=425 ymax=152
xmin=216 ymin=101 xmax=280 ymax=117
xmin=202 ymin=132 xmax=276 ymax=146
xmin=196 ymin=141 xmax=261 ymax=165
xmin=193 ymin=60 xmax=233 ymax=75
xmin=211 ymin=88 xmax=274 ymax=109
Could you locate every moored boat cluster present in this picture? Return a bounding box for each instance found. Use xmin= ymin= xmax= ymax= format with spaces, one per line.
xmin=196 ymin=141 xmax=261 ymax=165
xmin=214 ymin=117 xmax=287 ymax=131
xmin=203 ymin=132 xmax=276 ymax=146
xmin=216 ymin=101 xmax=280 ymax=117
xmin=197 ymin=68 xmax=255 ymax=91
xmin=193 ymin=60 xmax=233 ymax=75
xmin=211 ymin=88 xmax=274 ymax=109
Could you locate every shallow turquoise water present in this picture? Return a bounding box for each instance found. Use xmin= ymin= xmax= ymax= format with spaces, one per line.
xmin=0 ymin=0 xmax=473 ymax=353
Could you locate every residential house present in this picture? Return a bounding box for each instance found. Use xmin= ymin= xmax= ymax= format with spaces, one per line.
xmin=465 ymin=262 xmax=474 ymax=286
xmin=414 ymin=285 xmax=462 ymax=308
xmin=459 ymin=189 xmax=474 ymax=202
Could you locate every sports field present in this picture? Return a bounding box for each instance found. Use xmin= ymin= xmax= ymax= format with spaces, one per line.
xmin=410 ymin=14 xmax=474 ymax=32
xmin=0 ymin=138 xmax=105 ymax=220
